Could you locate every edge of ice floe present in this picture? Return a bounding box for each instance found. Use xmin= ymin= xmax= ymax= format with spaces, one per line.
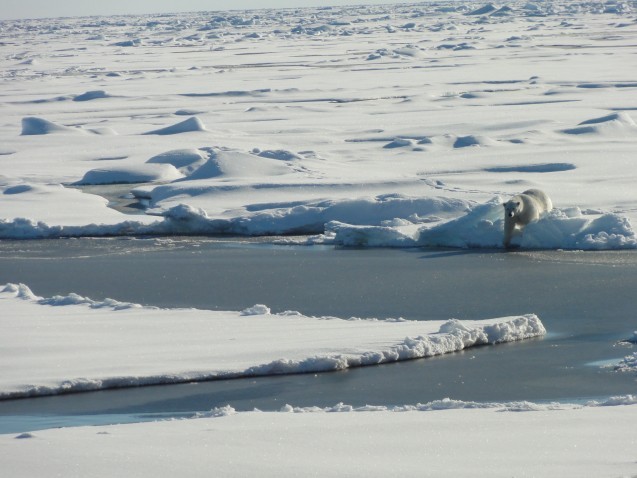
xmin=614 ymin=352 xmax=637 ymax=374
xmin=2 ymin=282 xmax=148 ymax=310
xmin=1 ymin=192 xmax=635 ymax=250
xmin=243 ymin=315 xmax=546 ymax=378
xmin=200 ymin=394 xmax=637 ymax=418
xmin=0 ymin=283 xmax=545 ymax=399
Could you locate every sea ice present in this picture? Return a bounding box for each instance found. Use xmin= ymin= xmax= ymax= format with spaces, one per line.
xmin=1 ymin=1 xmax=636 ymax=248
xmin=0 ymin=283 xmax=545 ymax=398
xmin=1 ymin=397 xmax=636 ymax=478
xmin=1 ymin=4 xmax=637 ymax=475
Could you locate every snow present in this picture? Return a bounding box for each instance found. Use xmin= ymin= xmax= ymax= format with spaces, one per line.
xmin=2 ymin=397 xmax=636 ymax=478
xmin=1 ymin=3 xmax=637 ymax=475
xmin=143 ymin=116 xmax=208 ymax=135
xmin=20 ymin=117 xmax=87 ymax=136
xmin=0 ymin=183 xmax=157 ymax=229
xmin=324 ymin=198 xmax=637 ymax=249
xmin=75 ymin=163 xmax=183 ymax=185
xmin=0 ymin=283 xmax=544 ymax=398
xmin=146 ymin=148 xmax=208 ymax=174
xmin=615 ymin=352 xmax=637 ymax=374
xmin=1 ymin=1 xmax=636 ymax=249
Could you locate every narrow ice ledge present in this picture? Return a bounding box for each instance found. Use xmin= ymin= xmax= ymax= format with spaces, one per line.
xmin=2 ymin=185 xmax=634 ymax=250
xmin=0 ymin=283 xmax=545 ymax=399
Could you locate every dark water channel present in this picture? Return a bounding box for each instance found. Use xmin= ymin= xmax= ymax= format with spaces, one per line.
xmin=0 ymin=238 xmax=635 ymax=433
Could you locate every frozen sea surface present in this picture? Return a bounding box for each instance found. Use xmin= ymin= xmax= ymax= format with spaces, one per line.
xmin=2 ymin=3 xmax=637 ymax=475
xmin=0 ymin=238 xmax=635 ymax=433
xmin=2 ymin=1 xmax=637 ymax=249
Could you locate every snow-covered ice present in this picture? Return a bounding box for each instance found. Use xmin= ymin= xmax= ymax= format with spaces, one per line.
xmin=2 ymin=2 xmax=637 ymax=475
xmin=2 ymin=397 xmax=636 ymax=478
xmin=1 ymin=1 xmax=637 ymax=248
xmin=615 ymin=352 xmax=637 ymax=374
xmin=0 ymin=283 xmax=545 ymax=398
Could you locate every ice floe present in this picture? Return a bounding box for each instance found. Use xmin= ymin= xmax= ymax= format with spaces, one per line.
xmin=2 ymin=394 xmax=636 ymax=478
xmin=1 ymin=4 xmax=637 ymax=475
xmin=0 ymin=1 xmax=635 ymax=250
xmin=322 ymin=197 xmax=637 ymax=250
xmin=0 ymin=282 xmax=545 ymax=398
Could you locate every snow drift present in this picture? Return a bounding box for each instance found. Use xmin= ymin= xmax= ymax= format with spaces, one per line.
xmin=75 ymin=164 xmax=183 ymax=185
xmin=21 ymin=117 xmax=86 ymax=135
xmin=143 ymin=117 xmax=207 ymax=135
xmin=324 ymin=197 xmax=637 ymax=250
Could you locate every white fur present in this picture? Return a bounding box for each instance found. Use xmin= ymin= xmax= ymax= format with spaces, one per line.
xmin=503 ymin=189 xmax=552 ymax=248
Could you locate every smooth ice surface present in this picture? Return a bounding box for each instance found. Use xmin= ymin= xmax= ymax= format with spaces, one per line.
xmin=2 ymin=398 xmax=637 ymax=478
xmin=1 ymin=1 xmax=637 ymax=248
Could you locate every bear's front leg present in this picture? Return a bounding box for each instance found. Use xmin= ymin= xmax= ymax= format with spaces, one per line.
xmin=503 ymin=219 xmax=516 ymax=249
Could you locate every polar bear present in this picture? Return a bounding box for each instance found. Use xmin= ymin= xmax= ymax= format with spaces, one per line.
xmin=503 ymin=189 xmax=552 ymax=248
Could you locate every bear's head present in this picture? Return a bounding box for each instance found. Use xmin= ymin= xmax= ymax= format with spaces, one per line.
xmin=503 ymin=200 xmax=521 ymax=218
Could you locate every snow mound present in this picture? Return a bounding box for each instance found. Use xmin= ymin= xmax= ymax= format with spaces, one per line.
xmin=75 ymin=164 xmax=183 ymax=185
xmin=466 ymin=4 xmax=497 ymax=15
xmin=143 ymin=117 xmax=207 ymax=135
xmin=325 ymin=221 xmax=418 ymax=247
xmin=412 ymin=199 xmax=504 ymax=248
xmin=491 ymin=6 xmax=514 ymax=17
xmin=240 ymin=304 xmax=271 ymax=316
xmin=256 ymin=149 xmax=301 ymax=161
xmin=384 ymin=138 xmax=415 ymax=149
xmin=174 ymin=109 xmax=205 ymax=116
xmin=0 ymin=283 xmax=545 ymax=398
xmin=146 ymin=148 xmax=208 ymax=174
xmin=157 ymin=194 xmax=471 ymax=236
xmin=453 ymin=135 xmax=497 ymax=148
xmin=521 ymin=209 xmax=636 ymax=250
xmin=327 ymin=197 xmax=636 ymax=250
xmin=614 ymin=352 xmax=637 ymax=374
xmin=367 ymin=47 xmax=422 ymax=61
xmin=175 ymin=148 xmax=293 ymax=181
xmin=112 ymin=39 xmax=142 ymax=47
xmin=21 ymin=117 xmax=86 ymax=135
xmin=73 ymin=90 xmax=111 ymax=102
xmin=3 ymin=184 xmax=34 ymax=195
xmin=419 ymin=200 xmax=636 ymax=250
xmin=522 ymin=2 xmax=541 ymax=11
xmin=561 ymin=112 xmax=637 ymax=135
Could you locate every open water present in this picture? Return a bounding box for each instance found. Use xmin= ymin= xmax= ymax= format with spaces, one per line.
xmin=0 ymin=238 xmax=635 ymax=433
